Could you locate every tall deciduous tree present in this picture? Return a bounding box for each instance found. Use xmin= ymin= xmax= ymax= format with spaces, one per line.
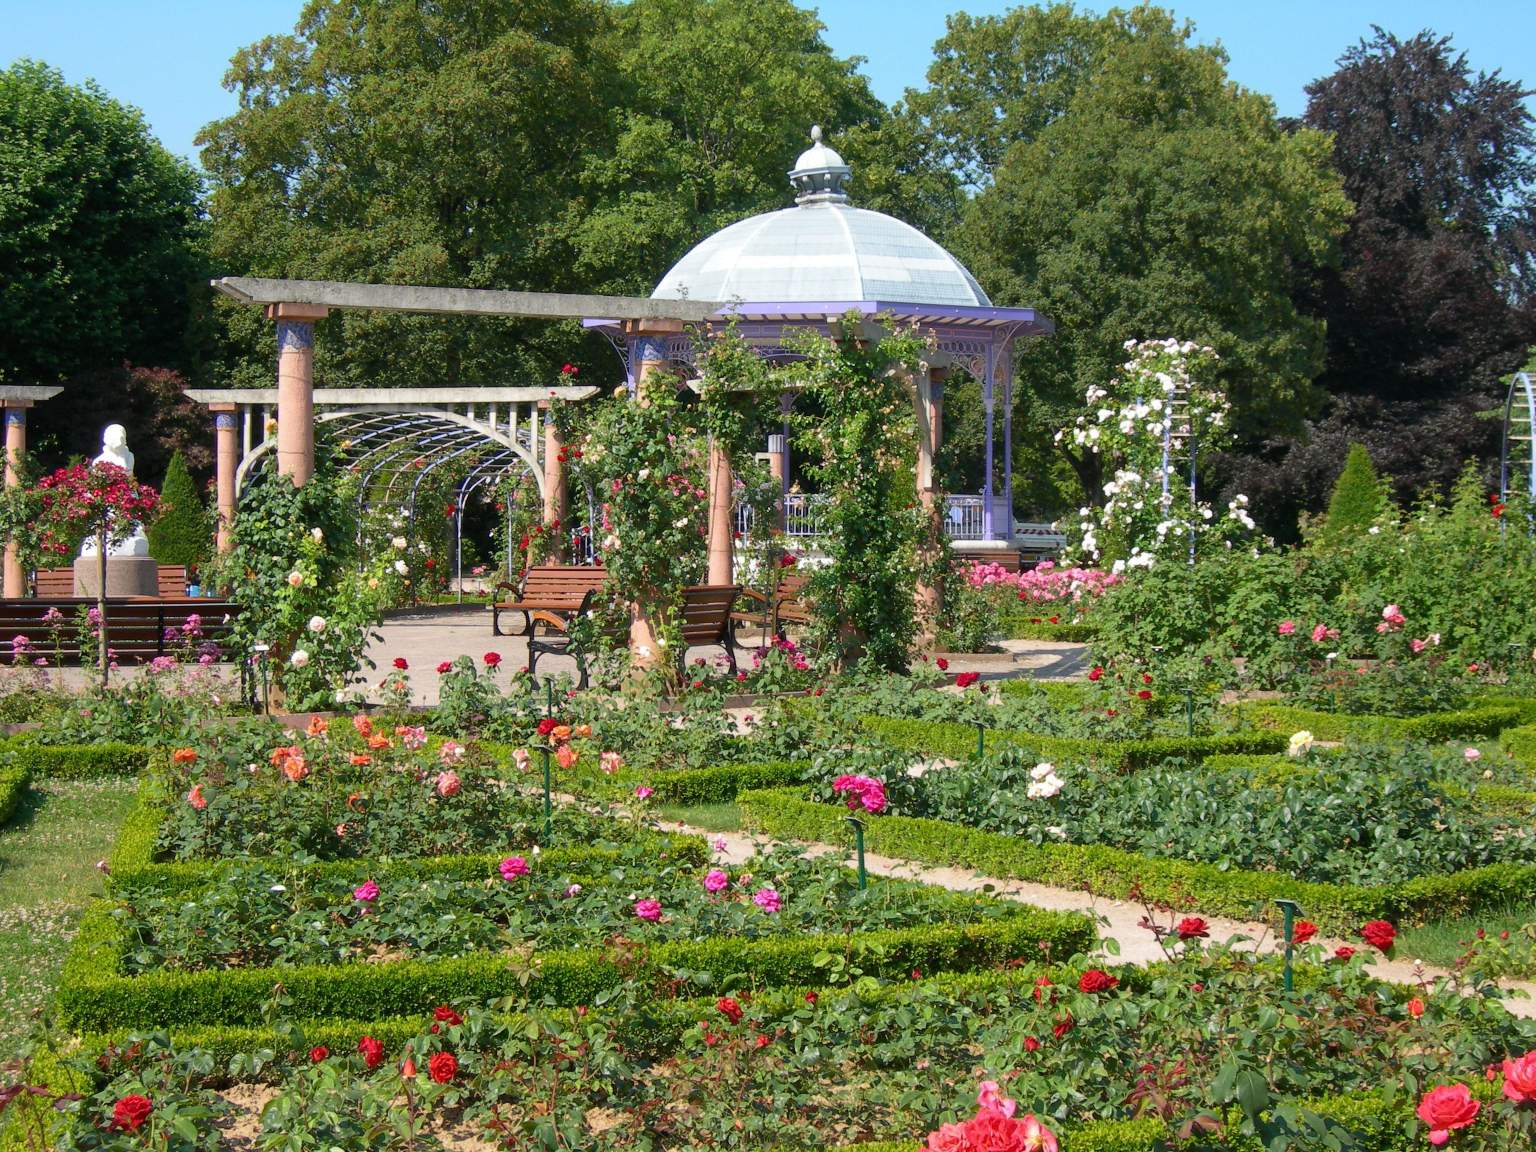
xmin=928 ymin=5 xmax=1350 ymax=509
xmin=0 ymin=61 xmax=206 ymax=466
xmin=1225 ymin=29 xmax=1536 ymax=532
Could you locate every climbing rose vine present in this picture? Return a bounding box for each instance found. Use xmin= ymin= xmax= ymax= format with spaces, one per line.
xmin=1057 ymin=339 xmax=1257 ymax=571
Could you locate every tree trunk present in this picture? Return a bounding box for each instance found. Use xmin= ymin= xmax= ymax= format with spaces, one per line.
xmin=96 ymin=524 xmax=108 ymax=690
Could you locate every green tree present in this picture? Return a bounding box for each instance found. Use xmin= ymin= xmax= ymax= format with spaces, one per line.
xmin=147 ymin=450 xmax=211 ymax=567
xmin=917 ymin=6 xmax=1350 ymax=513
xmin=1318 ymin=443 xmax=1387 ymax=544
xmin=0 ymin=61 xmax=206 ymax=467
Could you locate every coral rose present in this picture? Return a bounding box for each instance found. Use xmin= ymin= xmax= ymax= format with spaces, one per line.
xmin=1416 ymin=1084 xmax=1479 ymax=1145
xmin=435 ymin=770 xmax=461 ymax=798
xmin=925 ymin=1122 xmax=968 ymax=1152
xmin=186 ymin=783 xmax=207 ymax=810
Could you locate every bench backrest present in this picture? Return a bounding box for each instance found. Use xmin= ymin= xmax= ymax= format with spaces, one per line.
xmin=518 ymin=565 xmax=607 ymax=602
xmin=157 ymin=565 xmax=189 ymax=598
xmin=679 ymin=584 xmax=741 ymax=643
xmin=0 ymin=598 xmax=241 ymax=660
xmin=33 ymin=568 xmax=75 ymax=598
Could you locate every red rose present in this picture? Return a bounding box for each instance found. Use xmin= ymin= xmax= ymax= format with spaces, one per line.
xmin=804 ymin=992 xmax=818 ymax=1004
xmin=428 ymin=1051 xmax=458 ymax=1084
xmin=1175 ymin=916 xmax=1210 ymax=940
xmin=1048 ymin=615 xmax=1059 ymax=624
xmin=1136 ymin=689 xmax=1152 ymax=700
xmin=1360 ymin=920 xmax=1395 ymax=952
xmin=962 ymin=1108 xmax=1030 ymax=1152
xmin=1023 ymin=1036 xmax=1041 ymax=1052
xmin=1087 ymin=666 xmax=1103 ymax=681
xmin=1142 ymin=673 xmax=1152 ymax=684
xmin=1334 ymin=945 xmax=1356 ymax=960
xmin=112 ymin=1094 xmax=152 ymax=1132
xmin=1416 ymin=1084 xmax=1480 ymax=1145
xmin=1032 ymin=976 xmax=1053 ymax=1003
xmin=483 ymin=651 xmax=502 ymax=668
xmin=433 ymin=1005 xmax=463 ymax=1026
xmin=955 ymin=671 xmax=981 ymax=688
xmin=436 ymin=661 xmax=452 ymax=674
xmin=357 ymin=1035 xmax=384 ymax=1069
xmin=716 ymin=996 xmax=743 ymax=1024
xmin=1503 ymin=1050 xmax=1536 ymax=1104
xmin=537 ymin=717 xmax=557 ymax=736
xmin=310 ymin=1045 xmax=329 ymax=1063
xmin=1291 ymin=920 xmax=1318 ymax=945
xmin=754 ymin=1033 xmax=771 ymax=1048
xmin=392 ymin=657 xmax=408 ymax=671
xmin=936 ymin=657 xmax=949 ymax=671
xmin=1052 ymin=1014 xmax=1075 ymax=1039
xmin=1078 ymin=969 xmax=1118 ymax=994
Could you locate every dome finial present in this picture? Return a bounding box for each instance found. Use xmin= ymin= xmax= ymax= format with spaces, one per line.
xmin=789 ymin=124 xmax=851 ymax=205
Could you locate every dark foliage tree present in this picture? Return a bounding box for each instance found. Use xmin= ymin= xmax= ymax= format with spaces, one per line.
xmin=1228 ymin=29 xmax=1536 ymax=533
xmin=147 ymin=449 xmax=211 ymax=567
xmin=0 ymin=61 xmax=207 ymax=470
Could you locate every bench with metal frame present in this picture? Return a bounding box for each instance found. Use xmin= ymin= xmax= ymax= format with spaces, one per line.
xmin=0 ymin=597 xmax=240 ymax=662
xmin=491 ymin=565 xmax=607 ymax=636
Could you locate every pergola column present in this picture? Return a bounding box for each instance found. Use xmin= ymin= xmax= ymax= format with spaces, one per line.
xmin=3 ymin=404 xmax=30 ymax=598
xmin=210 ymin=403 xmax=238 ymax=553
xmin=624 ymin=321 xmax=684 ymax=672
xmin=539 ymin=400 xmax=568 ymax=562
xmin=264 ymin=302 xmax=328 ymax=485
xmin=705 ymin=438 xmax=733 ymax=585
xmin=766 ymin=433 xmax=787 ymax=531
xmin=913 ymin=364 xmax=945 ymax=654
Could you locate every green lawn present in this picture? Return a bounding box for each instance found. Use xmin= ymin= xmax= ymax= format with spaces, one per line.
xmin=0 ymin=777 xmax=138 ymax=1050
xmin=1397 ymin=901 xmax=1536 ymax=978
xmin=657 ymin=801 xmax=743 ymax=832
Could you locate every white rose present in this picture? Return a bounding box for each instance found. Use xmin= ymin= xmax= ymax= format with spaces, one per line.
xmin=392 ymin=536 xmax=408 ymax=550
xmin=394 ymin=560 xmax=408 ymax=575
xmin=1287 ymin=730 xmax=1314 ymax=756
xmin=308 ymin=616 xmax=326 ymax=633
xmin=310 ymin=527 xmax=323 ymax=543
xmin=289 ymin=650 xmax=311 ymax=668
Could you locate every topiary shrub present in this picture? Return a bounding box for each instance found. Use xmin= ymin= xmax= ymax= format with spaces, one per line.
xmin=1320 ymin=443 xmax=1387 ymax=543
xmin=146 ymin=450 xmax=210 ymax=567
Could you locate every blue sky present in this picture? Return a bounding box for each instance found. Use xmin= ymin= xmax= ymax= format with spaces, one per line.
xmin=3 ymin=1 xmax=1533 ymax=165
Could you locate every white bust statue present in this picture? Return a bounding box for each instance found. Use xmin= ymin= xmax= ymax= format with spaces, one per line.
xmin=80 ymin=424 xmax=151 ymax=558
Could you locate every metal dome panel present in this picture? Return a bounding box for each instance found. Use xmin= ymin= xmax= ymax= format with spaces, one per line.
xmin=651 ymin=203 xmax=992 ymax=310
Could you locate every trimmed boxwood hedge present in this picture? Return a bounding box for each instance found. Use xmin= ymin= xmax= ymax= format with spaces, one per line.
xmin=56 ymin=893 xmax=1095 ymax=1032
xmin=0 ymin=765 xmax=26 ymax=827
xmin=737 ymin=787 xmax=1536 ymax=932
xmin=1500 ymin=723 xmax=1536 ymax=768
xmin=860 ymin=716 xmax=1287 ymax=768
xmin=645 ymin=760 xmax=809 ymax=805
xmin=0 ymin=740 xmax=155 ymax=779
xmin=1230 ymin=703 xmax=1522 ymax=743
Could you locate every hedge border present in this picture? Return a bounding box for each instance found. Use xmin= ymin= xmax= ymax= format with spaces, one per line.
xmin=57 ymin=886 xmax=1094 ymax=1032
xmin=0 ymin=740 xmax=156 ymax=780
xmin=737 ymin=787 xmax=1536 ymax=931
xmin=0 ymin=765 xmax=27 ymax=827
xmin=860 ymin=716 xmax=1287 ymax=768
xmin=1231 ymin=703 xmax=1522 ymax=743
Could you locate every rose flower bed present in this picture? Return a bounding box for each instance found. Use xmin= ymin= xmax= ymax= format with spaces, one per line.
xmin=18 ymin=943 xmax=1536 ymax=1150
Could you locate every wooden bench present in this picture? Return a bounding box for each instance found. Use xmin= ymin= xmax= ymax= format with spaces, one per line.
xmin=34 ymin=565 xmax=190 ymax=599
xmin=491 ymin=565 xmax=607 ymax=636
xmin=528 ymin=584 xmax=742 ymax=688
xmin=0 ymin=597 xmax=241 ymax=663
xmin=732 ymin=572 xmax=812 ymax=640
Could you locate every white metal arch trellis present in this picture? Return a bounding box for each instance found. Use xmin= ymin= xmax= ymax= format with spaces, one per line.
xmin=1501 ymin=372 xmax=1536 ymax=506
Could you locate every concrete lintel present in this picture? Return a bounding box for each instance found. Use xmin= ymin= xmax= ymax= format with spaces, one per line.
xmin=184 ymin=387 xmax=600 ymax=406
xmin=213 ymin=277 xmax=721 ymax=323
xmin=0 ymin=387 xmax=64 ymax=404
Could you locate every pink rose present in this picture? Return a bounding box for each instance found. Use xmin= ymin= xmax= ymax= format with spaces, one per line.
xmin=633 ymin=898 xmax=662 ymax=922
xmin=925 ymin=1122 xmax=969 ymax=1152
xmin=753 ymin=886 xmax=781 ymax=913
xmin=499 ymin=856 xmax=529 ymax=881
xmin=186 ymin=784 xmax=207 ymax=811
xmin=1310 ymin=623 xmax=1334 ymax=643
xmin=977 ymin=1080 xmax=1016 ymax=1118
xmin=703 ymin=868 xmax=729 ymax=893
xmin=1277 ymin=620 xmax=1296 ymax=635
xmin=600 ymin=751 xmax=623 ymax=775
xmin=353 ymin=880 xmax=379 ymax=902
xmin=1411 ymin=638 xmax=1427 ymax=653
xmin=634 ymin=785 xmax=653 ymax=800
xmin=556 ymin=743 xmax=578 ymax=770
xmin=435 ymin=770 xmax=461 ymax=798
xmin=1503 ymin=1050 xmax=1536 ymax=1104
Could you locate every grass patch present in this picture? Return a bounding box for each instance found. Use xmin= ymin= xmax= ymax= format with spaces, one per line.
xmin=656 ymin=801 xmax=742 ymax=832
xmin=1396 ymin=900 xmax=1536 ymax=976
xmin=0 ymin=776 xmax=138 ymax=1050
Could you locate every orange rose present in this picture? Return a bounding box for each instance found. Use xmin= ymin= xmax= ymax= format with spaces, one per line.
xmin=575 ymin=724 xmax=592 ymax=738
xmin=556 ymin=743 xmax=578 ymax=770
xmin=171 ymin=748 xmax=198 ymax=765
xmin=551 ymin=725 xmax=573 ymax=743
xmin=367 ymin=734 xmax=391 ymax=751
xmin=349 ymin=754 xmax=371 ymax=767
xmin=282 ymin=756 xmax=309 ymax=782
xmin=306 ymin=716 xmax=329 ymax=737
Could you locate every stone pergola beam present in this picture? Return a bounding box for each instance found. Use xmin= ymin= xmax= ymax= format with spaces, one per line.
xmin=185 ymin=387 xmax=599 ymax=405
xmin=212 ymin=277 xmax=723 ymax=323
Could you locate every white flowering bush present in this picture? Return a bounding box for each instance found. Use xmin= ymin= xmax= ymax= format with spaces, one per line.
xmin=1056 ymin=338 xmax=1257 ymax=570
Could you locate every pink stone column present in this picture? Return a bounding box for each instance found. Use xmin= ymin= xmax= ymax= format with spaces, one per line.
xmin=540 ymin=401 xmax=568 ymax=563
xmin=766 ymin=433 xmax=787 ymax=531
xmin=3 ymin=405 xmax=29 ymax=598
xmin=705 ymin=439 xmax=734 ymax=585
xmin=626 ymin=325 xmax=681 ymax=673
xmin=211 ymin=403 xmax=239 ymax=553
xmin=265 ymin=302 xmax=328 ymax=486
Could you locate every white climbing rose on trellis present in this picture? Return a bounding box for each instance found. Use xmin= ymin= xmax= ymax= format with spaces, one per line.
xmin=1055 ymin=338 xmax=1259 ymax=570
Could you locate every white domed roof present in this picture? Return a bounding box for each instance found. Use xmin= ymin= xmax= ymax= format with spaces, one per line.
xmin=652 ymin=127 xmax=991 ymax=310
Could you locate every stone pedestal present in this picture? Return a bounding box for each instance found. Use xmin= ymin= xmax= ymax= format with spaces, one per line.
xmin=74 ymin=555 xmax=158 ymax=598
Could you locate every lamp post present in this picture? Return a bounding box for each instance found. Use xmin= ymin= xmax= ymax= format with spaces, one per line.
xmin=845 ymin=816 xmax=867 ymax=891
xmin=252 ymin=643 xmax=270 ymax=716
